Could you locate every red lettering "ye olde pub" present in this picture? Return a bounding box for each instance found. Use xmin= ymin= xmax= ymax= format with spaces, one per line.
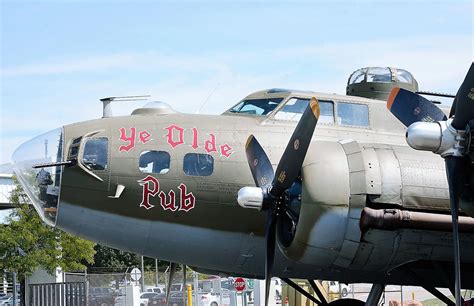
xmin=138 ymin=175 xmax=196 ymax=212
xmin=118 ymin=125 xmax=234 ymax=158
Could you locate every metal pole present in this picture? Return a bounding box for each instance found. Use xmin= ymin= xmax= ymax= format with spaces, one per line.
xmin=219 ymin=278 xmax=222 ymax=306
xmin=155 ymin=259 xmax=159 ymax=287
xmin=187 ymin=284 xmax=193 ymax=306
xmin=193 ymin=272 xmax=199 ymax=306
xmin=12 ymin=272 xmax=17 ymax=306
xmin=366 ymin=284 xmax=385 ymax=306
xmin=141 ymin=256 xmax=145 ymax=292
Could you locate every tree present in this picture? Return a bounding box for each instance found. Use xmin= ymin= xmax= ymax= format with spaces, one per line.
xmin=90 ymin=244 xmax=140 ymax=271
xmin=0 ymin=179 xmax=96 ymax=304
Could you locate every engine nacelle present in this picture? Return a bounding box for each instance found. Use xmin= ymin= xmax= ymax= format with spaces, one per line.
xmin=281 ymin=139 xmax=449 ymax=269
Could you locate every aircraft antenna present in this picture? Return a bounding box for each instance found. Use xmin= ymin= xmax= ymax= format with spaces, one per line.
xmin=196 ymin=83 xmax=219 ymax=114
xmin=100 ymin=95 xmax=150 ymax=118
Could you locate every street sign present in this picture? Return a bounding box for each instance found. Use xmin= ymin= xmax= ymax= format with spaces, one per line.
xmin=130 ymin=267 xmax=142 ymax=281
xmin=246 ymin=279 xmax=254 ymax=290
xmin=234 ymin=277 xmax=246 ymax=292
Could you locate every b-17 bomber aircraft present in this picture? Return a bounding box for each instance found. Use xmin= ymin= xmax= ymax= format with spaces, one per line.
xmin=12 ymin=65 xmax=474 ymax=306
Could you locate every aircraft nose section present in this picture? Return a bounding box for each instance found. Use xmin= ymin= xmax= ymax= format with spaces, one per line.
xmin=12 ymin=128 xmax=65 ymax=226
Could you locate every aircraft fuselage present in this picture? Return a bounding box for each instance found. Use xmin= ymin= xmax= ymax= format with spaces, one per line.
xmin=13 ymin=89 xmax=474 ymax=287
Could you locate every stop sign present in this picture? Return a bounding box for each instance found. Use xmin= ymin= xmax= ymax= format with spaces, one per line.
xmin=234 ymin=277 xmax=246 ymax=292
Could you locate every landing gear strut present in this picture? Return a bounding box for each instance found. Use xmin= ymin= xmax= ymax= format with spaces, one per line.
xmin=365 ymin=284 xmax=385 ymax=306
xmin=282 ymin=279 xmax=365 ymax=306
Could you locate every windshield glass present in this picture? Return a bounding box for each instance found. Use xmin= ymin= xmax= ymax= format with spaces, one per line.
xmin=12 ymin=128 xmax=64 ymax=226
xmin=274 ymin=98 xmax=334 ymax=124
xmin=229 ymin=98 xmax=284 ymax=116
xmin=367 ymin=67 xmax=391 ymax=83
xmin=396 ymin=69 xmax=414 ymax=84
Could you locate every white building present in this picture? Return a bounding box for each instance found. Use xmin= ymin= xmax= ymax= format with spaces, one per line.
xmin=0 ymin=163 xmax=15 ymax=223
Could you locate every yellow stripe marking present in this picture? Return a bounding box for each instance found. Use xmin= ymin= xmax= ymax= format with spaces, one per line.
xmin=387 ymin=87 xmax=400 ymax=110
xmin=245 ymin=135 xmax=254 ymax=149
xmin=310 ymin=97 xmax=320 ymax=118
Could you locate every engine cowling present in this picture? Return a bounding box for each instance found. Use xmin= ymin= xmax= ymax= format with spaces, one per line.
xmin=280 ymin=139 xmax=449 ymax=269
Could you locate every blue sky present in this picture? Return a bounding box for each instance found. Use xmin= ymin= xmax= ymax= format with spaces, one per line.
xmin=1 ymin=0 xmax=473 ymax=165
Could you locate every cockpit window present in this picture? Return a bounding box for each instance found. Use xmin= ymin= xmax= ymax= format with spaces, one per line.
xmin=337 ymin=102 xmax=369 ymax=127
xmin=139 ymin=151 xmax=170 ymax=174
xmin=396 ymin=69 xmax=414 ymax=84
xmin=367 ymin=67 xmax=391 ymax=83
xmin=274 ymin=98 xmax=334 ymax=124
xmin=348 ymin=68 xmax=366 ymax=85
xmin=68 ymin=136 xmax=82 ymax=160
xmin=12 ymin=127 xmax=64 ymax=226
xmin=229 ymin=98 xmax=283 ymax=116
xmin=83 ymin=138 xmax=108 ymax=171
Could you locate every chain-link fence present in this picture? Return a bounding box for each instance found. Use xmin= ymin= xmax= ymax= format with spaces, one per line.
xmin=23 ymin=266 xmax=459 ymax=306
xmin=61 ymin=267 xmax=263 ymax=306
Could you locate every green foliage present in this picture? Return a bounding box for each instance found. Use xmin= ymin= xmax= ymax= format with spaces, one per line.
xmin=0 ymin=180 xmax=95 ymax=278
xmin=91 ymin=244 xmax=140 ymax=270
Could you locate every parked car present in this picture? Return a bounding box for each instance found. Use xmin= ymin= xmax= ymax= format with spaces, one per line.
xmin=199 ymin=290 xmax=231 ymax=306
xmin=328 ymin=281 xmax=352 ymax=297
xmin=146 ymin=286 xmax=165 ymax=294
xmin=113 ymin=295 xmax=125 ymax=306
xmin=0 ymin=296 xmax=21 ymax=306
xmin=0 ymin=296 xmax=12 ymax=306
xmin=89 ymin=287 xmax=117 ymax=306
xmin=139 ymin=292 xmax=160 ymax=306
xmin=147 ymin=293 xmax=168 ymax=306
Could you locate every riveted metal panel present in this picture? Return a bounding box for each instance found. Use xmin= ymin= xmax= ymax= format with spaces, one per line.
xmin=347 ymin=154 xmax=365 ymax=172
xmin=371 ymin=148 xmax=402 ymax=205
xmin=361 ymin=147 xmax=382 ymax=195
xmin=333 ymin=139 xmax=365 ymax=268
xmin=351 ymin=242 xmax=374 ymax=268
xmin=333 ymin=240 xmax=359 ymax=267
xmin=339 ymin=138 xmax=360 ymax=155
xmin=394 ymin=148 xmax=449 ymax=210
xmin=349 ymin=194 xmax=366 ymax=207
xmin=345 ymin=217 xmax=362 ymax=242
xmin=349 ymin=172 xmax=367 ymax=194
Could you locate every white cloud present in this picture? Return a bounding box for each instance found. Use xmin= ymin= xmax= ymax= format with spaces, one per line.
xmin=1 ymin=51 xmax=231 ymax=77
xmin=2 ymin=34 xmax=473 ymax=164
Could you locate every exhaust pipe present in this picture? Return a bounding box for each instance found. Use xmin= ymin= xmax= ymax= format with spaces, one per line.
xmin=360 ymin=207 xmax=474 ymax=233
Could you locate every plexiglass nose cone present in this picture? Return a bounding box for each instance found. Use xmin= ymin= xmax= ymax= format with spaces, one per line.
xmin=12 ymin=128 xmax=64 ymax=226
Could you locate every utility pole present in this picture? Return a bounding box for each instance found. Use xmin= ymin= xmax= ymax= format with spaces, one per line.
xmin=193 ymin=271 xmax=199 ymax=306
xmin=141 ymin=256 xmax=145 ymax=292
xmin=12 ymin=272 xmax=17 ymax=306
xmin=155 ymin=259 xmax=159 ymax=287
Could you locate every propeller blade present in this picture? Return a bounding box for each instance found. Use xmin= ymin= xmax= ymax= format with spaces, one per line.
xmin=451 ymin=63 xmax=474 ymax=130
xmin=445 ymin=156 xmax=463 ymax=306
xmin=245 ymin=135 xmax=275 ymax=187
xmin=166 ymin=262 xmax=177 ymax=306
xmin=387 ymin=87 xmax=447 ymax=127
xmin=271 ymin=97 xmax=320 ymax=196
xmin=449 ymin=95 xmax=457 ymax=119
xmin=264 ymin=211 xmax=277 ymax=306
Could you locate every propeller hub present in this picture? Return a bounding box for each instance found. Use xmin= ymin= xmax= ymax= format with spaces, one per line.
xmin=406 ymin=119 xmax=465 ymax=157
xmin=406 ymin=121 xmax=442 ymax=152
xmin=237 ymin=186 xmax=264 ymax=210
